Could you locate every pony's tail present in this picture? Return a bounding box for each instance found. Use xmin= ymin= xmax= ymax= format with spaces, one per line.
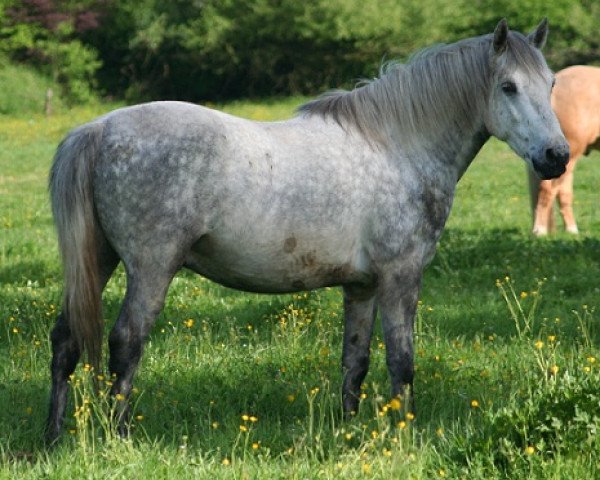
xmin=49 ymin=122 xmax=105 ymax=372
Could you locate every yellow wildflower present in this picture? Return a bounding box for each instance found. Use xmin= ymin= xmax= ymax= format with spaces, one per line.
xmin=525 ymin=446 xmax=535 ymax=455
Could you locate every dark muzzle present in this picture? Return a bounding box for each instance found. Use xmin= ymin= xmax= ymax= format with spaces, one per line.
xmin=532 ymin=144 xmax=570 ymax=180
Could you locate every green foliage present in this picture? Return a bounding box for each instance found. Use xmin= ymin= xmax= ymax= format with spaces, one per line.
xmin=0 ymin=55 xmax=64 ymax=114
xmin=435 ymin=0 xmax=600 ymax=67
xmin=0 ymin=0 xmax=101 ymax=103
xmin=1 ymin=0 xmax=598 ymax=101
xmin=87 ymin=0 xmax=600 ymax=101
xmin=33 ymin=24 xmax=101 ymax=103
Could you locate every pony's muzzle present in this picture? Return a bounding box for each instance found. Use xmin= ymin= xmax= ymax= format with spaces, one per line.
xmin=533 ymin=143 xmax=569 ymax=179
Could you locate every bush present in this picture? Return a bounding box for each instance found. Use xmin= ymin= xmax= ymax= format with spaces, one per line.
xmin=2 ymin=0 xmax=599 ymax=102
xmin=0 ymin=0 xmax=102 ymax=103
xmin=0 ymin=54 xmax=64 ymax=115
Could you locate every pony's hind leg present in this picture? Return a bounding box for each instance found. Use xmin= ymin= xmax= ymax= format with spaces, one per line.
xmin=46 ymin=243 xmax=119 ymax=445
xmin=341 ymin=285 xmax=377 ymax=416
xmin=108 ymin=263 xmax=174 ymax=436
xmin=46 ymin=312 xmax=81 ymax=444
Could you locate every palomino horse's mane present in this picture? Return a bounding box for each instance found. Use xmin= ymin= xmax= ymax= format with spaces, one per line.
xmin=298 ymin=32 xmax=547 ymax=146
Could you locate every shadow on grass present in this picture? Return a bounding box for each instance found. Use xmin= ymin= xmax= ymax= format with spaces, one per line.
xmin=3 ymin=227 xmax=600 ymax=457
xmin=0 ymin=260 xmax=58 ymax=286
xmin=424 ymin=227 xmax=600 ymax=341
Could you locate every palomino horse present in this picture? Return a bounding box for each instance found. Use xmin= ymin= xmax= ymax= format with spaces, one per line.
xmin=46 ymin=19 xmax=568 ymax=443
xmin=530 ymin=65 xmax=600 ymax=235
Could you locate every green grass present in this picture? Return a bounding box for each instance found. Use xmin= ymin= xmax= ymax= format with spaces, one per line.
xmin=1 ymin=98 xmax=600 ymax=478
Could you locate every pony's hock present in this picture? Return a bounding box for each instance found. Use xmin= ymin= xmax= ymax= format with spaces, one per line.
xmin=46 ymin=19 xmax=567 ymax=443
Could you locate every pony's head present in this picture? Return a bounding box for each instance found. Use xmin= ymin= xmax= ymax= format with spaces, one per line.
xmin=484 ymin=19 xmax=569 ymax=179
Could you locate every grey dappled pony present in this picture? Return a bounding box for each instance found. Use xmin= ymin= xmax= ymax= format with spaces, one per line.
xmin=46 ymin=19 xmax=569 ymax=443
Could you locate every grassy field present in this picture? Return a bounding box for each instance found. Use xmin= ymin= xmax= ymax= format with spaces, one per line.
xmin=1 ymin=98 xmax=600 ymax=479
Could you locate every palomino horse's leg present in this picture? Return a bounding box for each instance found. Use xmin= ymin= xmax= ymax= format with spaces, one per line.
xmin=557 ymin=169 xmax=578 ymax=234
xmin=557 ymin=153 xmax=581 ymax=234
xmin=533 ymin=179 xmax=558 ymax=235
xmin=341 ymin=285 xmax=377 ymax=415
xmin=46 ymin=245 xmax=119 ymax=444
xmin=377 ymin=270 xmax=421 ymax=412
xmin=108 ymin=265 xmax=174 ymax=436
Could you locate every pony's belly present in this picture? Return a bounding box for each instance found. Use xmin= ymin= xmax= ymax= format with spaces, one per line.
xmin=185 ymin=235 xmax=374 ymax=293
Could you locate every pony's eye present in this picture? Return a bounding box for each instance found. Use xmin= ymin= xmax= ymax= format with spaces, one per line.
xmin=501 ymin=81 xmax=517 ymax=94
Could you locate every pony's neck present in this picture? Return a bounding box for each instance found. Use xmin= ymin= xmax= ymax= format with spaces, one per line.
xmin=428 ymin=114 xmax=489 ymax=174
xmin=369 ymin=55 xmax=492 ymax=180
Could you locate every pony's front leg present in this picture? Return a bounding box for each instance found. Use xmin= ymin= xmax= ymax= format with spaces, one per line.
xmin=377 ymin=270 xmax=421 ymax=412
xmin=341 ymin=285 xmax=377 ymax=416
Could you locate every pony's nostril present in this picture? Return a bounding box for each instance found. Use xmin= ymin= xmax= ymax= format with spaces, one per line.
xmin=546 ymin=146 xmax=569 ymax=166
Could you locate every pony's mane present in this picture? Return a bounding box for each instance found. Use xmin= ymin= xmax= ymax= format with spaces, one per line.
xmin=298 ymin=31 xmax=547 ymax=146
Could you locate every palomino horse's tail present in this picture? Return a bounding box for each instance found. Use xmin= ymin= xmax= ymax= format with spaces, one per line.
xmin=49 ymin=122 xmax=105 ymax=371
xmin=527 ymin=166 xmax=555 ymax=233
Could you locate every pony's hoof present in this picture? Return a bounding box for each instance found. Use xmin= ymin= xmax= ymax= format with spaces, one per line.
xmin=566 ymin=225 xmax=579 ymax=234
xmin=44 ymin=429 xmax=61 ymax=448
xmin=532 ymin=226 xmax=548 ymax=236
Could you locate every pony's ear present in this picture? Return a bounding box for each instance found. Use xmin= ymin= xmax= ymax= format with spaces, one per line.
xmin=492 ymin=18 xmax=509 ymax=55
xmin=528 ymin=18 xmax=548 ymax=50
